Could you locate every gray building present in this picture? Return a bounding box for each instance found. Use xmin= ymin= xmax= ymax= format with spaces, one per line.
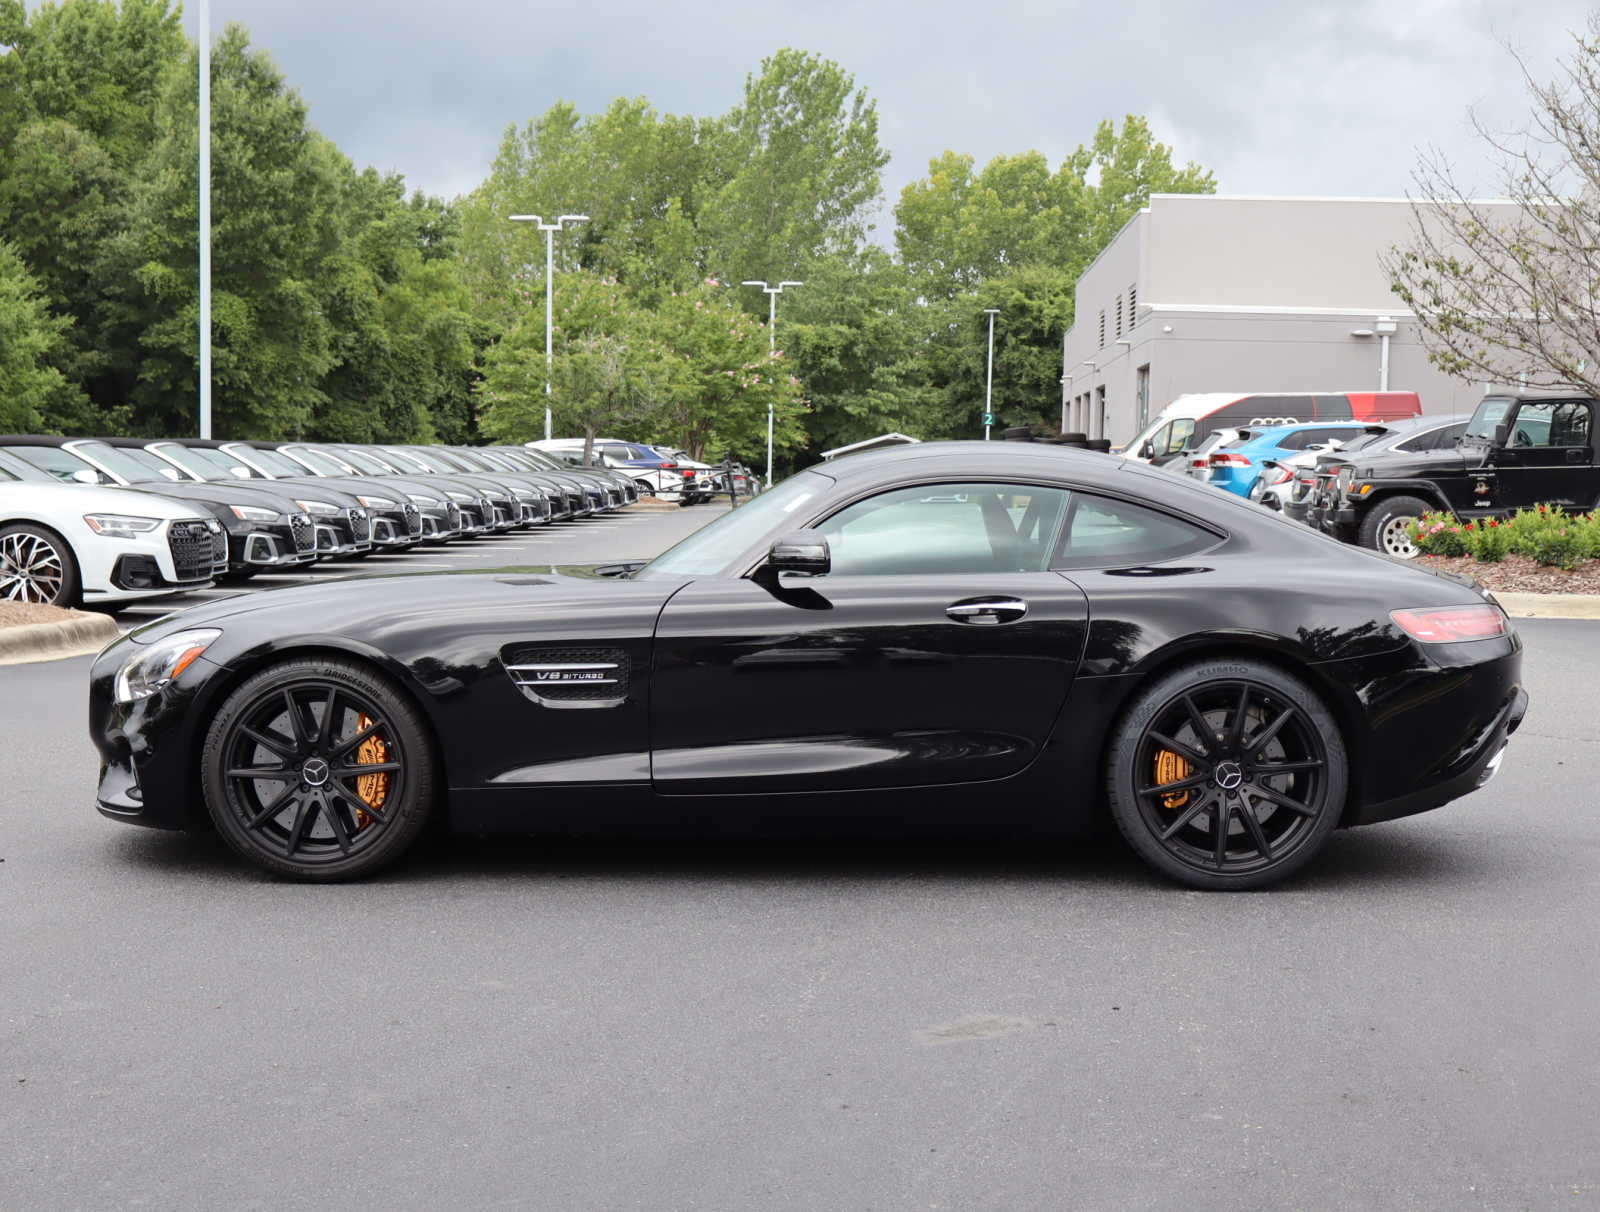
xmin=1059 ymin=194 xmax=1516 ymax=445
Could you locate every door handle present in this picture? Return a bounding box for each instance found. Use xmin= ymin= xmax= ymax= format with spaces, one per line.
xmin=946 ymin=597 xmax=1028 ymax=625
xmin=1567 ymin=448 xmax=1587 ymax=463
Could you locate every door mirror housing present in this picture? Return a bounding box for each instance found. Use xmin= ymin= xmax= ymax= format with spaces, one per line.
xmin=1139 ymin=442 xmax=1155 ymax=460
xmin=767 ymin=530 xmax=830 ymax=577
xmin=70 ymin=468 xmax=99 ymax=485
xmin=1493 ymin=421 xmax=1512 ymax=447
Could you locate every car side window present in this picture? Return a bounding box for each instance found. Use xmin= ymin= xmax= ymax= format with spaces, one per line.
xmin=1 ymin=445 xmax=102 ymax=483
xmin=1164 ymin=420 xmax=1195 ymax=456
xmin=1054 ymin=493 xmax=1217 ymax=569
xmin=1509 ymin=401 xmax=1590 ymax=449
xmin=813 ymin=483 xmax=1072 ymax=576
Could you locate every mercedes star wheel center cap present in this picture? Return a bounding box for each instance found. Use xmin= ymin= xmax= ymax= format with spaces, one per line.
xmin=1215 ymin=761 xmax=1244 ymax=791
xmin=301 ymin=758 xmax=330 ymax=787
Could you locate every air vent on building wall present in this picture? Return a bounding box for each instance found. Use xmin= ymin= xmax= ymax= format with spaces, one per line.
xmin=1129 ymin=284 xmax=1137 ymax=316
xmin=1115 ymin=296 xmax=1123 ymax=337
xmin=1098 ymin=310 xmax=1106 ymax=347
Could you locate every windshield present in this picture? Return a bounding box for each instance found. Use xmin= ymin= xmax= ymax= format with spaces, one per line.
xmin=287 ymin=448 xmax=353 ymax=476
xmin=236 ymin=446 xmax=307 ymax=477
xmin=1465 ymin=397 xmax=1514 ymax=440
xmin=0 ymin=449 xmax=56 ymax=481
xmin=153 ymin=444 xmax=247 ymax=480
xmin=636 ymin=472 xmax=829 ymax=579
xmin=1339 ymin=431 xmax=1388 ymax=453
xmin=335 ymin=448 xmax=394 ymax=475
xmin=516 ymin=447 xmax=565 ymax=471
xmin=390 ymin=447 xmax=449 ymax=473
xmin=74 ymin=442 xmax=181 ymax=485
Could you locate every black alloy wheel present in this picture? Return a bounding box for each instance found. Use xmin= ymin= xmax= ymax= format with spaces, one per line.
xmin=0 ymin=523 xmax=80 ymax=606
xmin=1107 ymin=660 xmax=1347 ymax=890
xmin=201 ymin=658 xmax=436 ymax=881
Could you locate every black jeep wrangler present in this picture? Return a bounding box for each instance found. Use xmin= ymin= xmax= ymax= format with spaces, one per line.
xmin=1308 ymin=389 xmax=1598 ymax=557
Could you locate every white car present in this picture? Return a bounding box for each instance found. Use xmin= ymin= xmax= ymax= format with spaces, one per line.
xmin=530 ymin=439 xmax=685 ymax=498
xmin=0 ymin=470 xmax=224 ymax=608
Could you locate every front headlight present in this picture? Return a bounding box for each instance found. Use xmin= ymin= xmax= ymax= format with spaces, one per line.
xmin=407 ymin=493 xmax=442 ymax=507
xmin=114 ymin=628 xmax=222 ymax=703
xmin=357 ymin=495 xmax=397 ymax=509
xmin=82 ymin=514 xmax=162 ymax=540
xmin=295 ymin=499 xmax=341 ymax=515
xmin=229 ymin=504 xmax=279 ymax=522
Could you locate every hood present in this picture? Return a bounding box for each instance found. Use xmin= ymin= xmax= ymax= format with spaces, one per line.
xmin=1338 ymin=446 xmax=1475 ymax=479
xmin=0 ymin=480 xmax=214 ymax=520
xmin=124 ymin=566 xmax=682 ymax=645
xmin=121 ymin=480 xmax=306 ymax=512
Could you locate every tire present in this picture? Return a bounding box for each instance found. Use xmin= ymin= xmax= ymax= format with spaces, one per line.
xmin=1358 ymin=495 xmax=1432 ymax=559
xmin=1105 ymin=659 xmax=1348 ymax=891
xmin=201 ymin=657 xmax=438 ymax=882
xmin=0 ymin=523 xmax=81 ymax=606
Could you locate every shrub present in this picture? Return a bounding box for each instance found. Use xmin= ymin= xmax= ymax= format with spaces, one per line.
xmin=1468 ymin=518 xmax=1511 ymax=563
xmin=1411 ymin=513 xmax=1469 ymax=556
xmin=1527 ymin=526 xmax=1585 ymax=570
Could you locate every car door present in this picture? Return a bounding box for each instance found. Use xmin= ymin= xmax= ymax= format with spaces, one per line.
xmin=1492 ymin=399 xmax=1596 ymax=509
xmin=650 ymin=481 xmax=1090 ymax=795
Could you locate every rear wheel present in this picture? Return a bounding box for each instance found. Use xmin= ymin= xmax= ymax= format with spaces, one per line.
xmin=1359 ymin=495 xmax=1431 ymax=559
xmin=0 ymin=523 xmax=80 ymax=606
xmin=1106 ymin=660 xmax=1347 ymax=890
xmin=201 ymin=657 xmax=437 ymax=881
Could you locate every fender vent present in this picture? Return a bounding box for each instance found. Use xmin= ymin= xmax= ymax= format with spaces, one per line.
xmin=501 ymin=646 xmax=630 ymax=709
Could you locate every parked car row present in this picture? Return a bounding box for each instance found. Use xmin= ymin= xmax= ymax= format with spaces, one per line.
xmin=0 ymin=436 xmax=646 ymax=608
xmin=533 ymin=438 xmax=759 ymax=504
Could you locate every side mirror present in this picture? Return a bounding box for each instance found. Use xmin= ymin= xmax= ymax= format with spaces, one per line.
xmin=767 ymin=529 xmax=830 ymax=576
xmin=1139 ymin=442 xmax=1155 ymax=460
xmin=1494 ymin=421 xmax=1511 ymax=446
xmin=71 ymin=468 xmax=99 ymax=485
xmin=230 ymin=466 xmax=252 ymax=479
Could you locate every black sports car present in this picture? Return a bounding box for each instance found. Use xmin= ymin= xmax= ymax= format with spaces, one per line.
xmin=89 ymin=442 xmax=1527 ymax=889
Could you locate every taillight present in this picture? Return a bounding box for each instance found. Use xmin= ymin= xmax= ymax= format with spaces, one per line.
xmin=1269 ymin=467 xmax=1293 ymax=485
xmin=683 ymin=468 xmax=696 ymax=479
xmin=661 ymin=461 xmax=678 ymax=470
xmin=1390 ymin=605 xmax=1507 ymax=644
xmin=1210 ymin=452 xmax=1251 ymax=467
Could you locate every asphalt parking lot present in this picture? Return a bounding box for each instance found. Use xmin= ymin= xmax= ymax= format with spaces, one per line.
xmin=3 ymin=507 xmax=1597 ymax=1209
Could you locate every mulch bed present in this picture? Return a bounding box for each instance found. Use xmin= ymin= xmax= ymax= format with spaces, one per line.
xmin=1414 ymin=552 xmax=1600 ymax=593
xmin=0 ymin=601 xmax=92 ymax=628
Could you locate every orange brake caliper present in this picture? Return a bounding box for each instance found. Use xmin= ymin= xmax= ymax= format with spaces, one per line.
xmin=1154 ymin=749 xmax=1192 ymax=809
xmin=354 ymin=713 xmax=390 ymax=829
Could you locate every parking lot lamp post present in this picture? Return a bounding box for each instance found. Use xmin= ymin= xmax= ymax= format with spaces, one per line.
xmin=508 ymin=213 xmax=590 ymax=442
xmin=198 ymin=0 xmax=211 ymax=439
xmin=983 ymin=308 xmax=1000 ymax=440
xmin=741 ymin=279 xmax=803 ymax=487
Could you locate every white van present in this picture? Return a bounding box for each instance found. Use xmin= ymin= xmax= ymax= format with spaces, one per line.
xmin=1123 ymin=391 xmax=1424 ymax=467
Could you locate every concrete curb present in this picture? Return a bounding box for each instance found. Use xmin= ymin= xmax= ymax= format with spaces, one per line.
xmin=1493 ymin=592 xmax=1600 ymax=620
xmin=627 ymin=497 xmax=685 ymax=512
xmin=0 ymin=614 xmax=120 ymax=666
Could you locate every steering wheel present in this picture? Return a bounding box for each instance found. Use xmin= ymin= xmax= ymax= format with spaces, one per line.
xmin=1513 ymin=429 xmax=1534 ymax=448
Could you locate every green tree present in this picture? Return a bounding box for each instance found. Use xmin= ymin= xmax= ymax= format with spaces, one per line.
xmin=0 ymin=239 xmax=80 ymax=432
xmin=647 ymin=279 xmax=806 ymax=461
xmin=781 ymin=249 xmax=932 ymax=453
xmin=117 ymin=26 xmax=338 ymax=438
xmin=697 ymin=49 xmax=889 ymax=286
xmin=895 ymin=115 xmax=1214 ymax=298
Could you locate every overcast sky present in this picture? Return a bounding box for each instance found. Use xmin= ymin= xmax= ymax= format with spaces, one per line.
xmin=209 ymin=0 xmax=1591 ymax=227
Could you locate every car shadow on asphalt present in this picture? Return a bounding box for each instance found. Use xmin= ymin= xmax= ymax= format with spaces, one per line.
xmin=107 ymin=821 xmax=1495 ymax=893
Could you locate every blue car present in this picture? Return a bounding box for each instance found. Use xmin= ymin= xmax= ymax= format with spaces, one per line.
xmin=1206 ymin=423 xmax=1387 ymax=498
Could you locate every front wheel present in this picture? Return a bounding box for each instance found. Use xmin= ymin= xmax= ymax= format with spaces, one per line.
xmin=201 ymin=657 xmax=438 ymax=881
xmin=1359 ymin=495 xmax=1432 ymax=559
xmin=1106 ymin=660 xmax=1347 ymax=890
xmin=0 ymin=523 xmax=80 ymax=606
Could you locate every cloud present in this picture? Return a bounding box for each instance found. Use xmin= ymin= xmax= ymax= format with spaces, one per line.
xmin=210 ymin=0 xmax=1593 ymax=212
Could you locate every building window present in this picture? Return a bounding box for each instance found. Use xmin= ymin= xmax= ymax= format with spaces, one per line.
xmin=1098 ymin=310 xmax=1106 ymax=347
xmin=1136 ymin=364 xmax=1150 ymax=430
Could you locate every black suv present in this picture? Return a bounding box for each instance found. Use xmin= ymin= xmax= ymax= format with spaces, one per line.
xmin=1311 ymin=390 xmax=1597 ymax=557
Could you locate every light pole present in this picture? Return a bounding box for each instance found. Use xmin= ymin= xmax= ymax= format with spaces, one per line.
xmin=198 ymin=0 xmax=211 ymax=438
xmin=508 ymin=213 xmax=590 ymax=442
xmin=741 ymin=279 xmax=802 ymax=486
xmin=983 ymin=308 xmax=999 ymax=440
